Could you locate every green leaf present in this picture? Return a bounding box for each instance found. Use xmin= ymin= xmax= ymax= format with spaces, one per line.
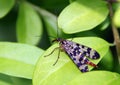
xmin=33 ymin=37 xmax=109 ymax=85
xmin=32 ymin=6 xmax=72 ymax=41
xmin=0 ymin=73 xmax=32 ymax=85
xmin=11 ymin=77 xmax=32 ymax=85
xmin=34 ymin=7 xmax=65 ymax=40
xmin=113 ymin=7 xmax=120 ymax=28
xmin=0 ymin=74 xmax=12 ymax=85
xmin=69 ymin=0 xmax=75 ymax=3
xmin=99 ymin=50 xmax=114 ymax=71
xmin=99 ymin=17 xmax=110 ymax=31
xmin=0 ymin=42 xmax=44 ymax=79
xmin=16 ymin=1 xmax=43 ymax=45
xmin=58 ymin=0 xmax=109 ymax=34
xmin=75 ymin=31 xmax=97 ymax=37
xmin=0 ymin=0 xmax=15 ymax=18
xmin=68 ymin=71 xmax=120 ymax=85
xmin=35 ymin=7 xmax=58 ymax=39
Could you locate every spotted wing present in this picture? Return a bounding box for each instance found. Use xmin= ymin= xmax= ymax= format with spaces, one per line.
xmin=74 ymin=52 xmax=89 ymax=72
xmin=61 ymin=40 xmax=100 ymax=59
xmin=61 ymin=40 xmax=100 ymax=72
xmin=76 ymin=43 xmax=100 ymax=59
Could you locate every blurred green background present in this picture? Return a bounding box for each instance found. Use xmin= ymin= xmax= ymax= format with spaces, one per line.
xmin=0 ymin=0 xmax=120 ymax=85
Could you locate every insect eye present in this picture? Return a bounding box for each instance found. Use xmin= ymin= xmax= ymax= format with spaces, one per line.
xmin=57 ymin=38 xmax=61 ymax=41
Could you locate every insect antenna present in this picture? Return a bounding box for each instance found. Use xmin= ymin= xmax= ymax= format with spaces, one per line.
xmin=48 ymin=35 xmax=57 ymax=42
xmin=52 ymin=18 xmax=62 ymax=65
xmin=56 ymin=19 xmax=60 ymax=38
xmin=48 ymin=35 xmax=57 ymax=39
xmin=44 ymin=16 xmax=62 ymax=65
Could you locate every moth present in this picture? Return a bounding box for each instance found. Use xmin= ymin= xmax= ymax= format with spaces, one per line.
xmin=45 ymin=38 xmax=100 ymax=72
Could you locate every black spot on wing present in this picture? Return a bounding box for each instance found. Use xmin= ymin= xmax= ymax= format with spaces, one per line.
xmin=87 ymin=48 xmax=91 ymax=54
xmin=77 ymin=53 xmax=89 ymax=72
xmin=93 ymin=51 xmax=100 ymax=59
xmin=78 ymin=45 xmax=100 ymax=59
xmin=79 ymin=64 xmax=89 ymax=72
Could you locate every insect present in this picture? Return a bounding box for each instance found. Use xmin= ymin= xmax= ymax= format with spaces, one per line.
xmin=45 ymin=38 xmax=100 ymax=72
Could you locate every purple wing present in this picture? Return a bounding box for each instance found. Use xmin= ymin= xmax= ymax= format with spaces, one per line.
xmin=60 ymin=39 xmax=100 ymax=72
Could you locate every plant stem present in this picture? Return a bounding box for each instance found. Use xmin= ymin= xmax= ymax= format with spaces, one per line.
xmin=107 ymin=0 xmax=120 ymax=65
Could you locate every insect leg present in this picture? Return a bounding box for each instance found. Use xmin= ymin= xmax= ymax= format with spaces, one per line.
xmin=44 ymin=47 xmax=60 ymax=57
xmin=53 ymin=48 xmax=61 ymax=66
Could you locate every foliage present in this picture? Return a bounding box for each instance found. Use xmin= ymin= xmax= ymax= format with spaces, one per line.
xmin=0 ymin=0 xmax=120 ymax=85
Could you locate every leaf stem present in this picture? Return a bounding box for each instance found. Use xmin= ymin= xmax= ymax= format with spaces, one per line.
xmin=107 ymin=0 xmax=120 ymax=65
